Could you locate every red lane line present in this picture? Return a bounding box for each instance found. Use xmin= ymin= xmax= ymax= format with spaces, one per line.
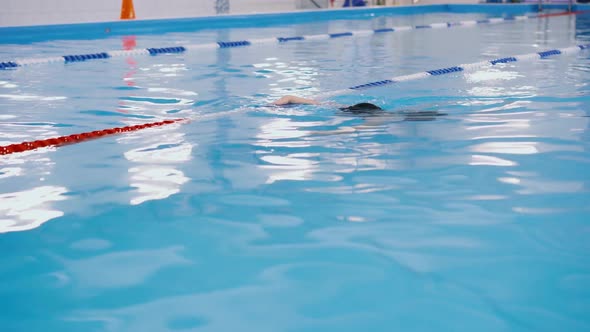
xmin=536 ymin=10 xmax=590 ymax=18
xmin=0 ymin=118 xmax=188 ymax=156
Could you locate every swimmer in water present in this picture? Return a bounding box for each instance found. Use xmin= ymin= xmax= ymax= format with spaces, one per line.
xmin=272 ymin=95 xmax=447 ymax=134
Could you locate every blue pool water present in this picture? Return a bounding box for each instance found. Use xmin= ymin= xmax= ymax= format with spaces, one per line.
xmin=1 ymin=4 xmax=590 ymax=332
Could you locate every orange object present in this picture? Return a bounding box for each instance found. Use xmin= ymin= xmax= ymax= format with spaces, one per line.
xmin=120 ymin=0 xmax=136 ymax=20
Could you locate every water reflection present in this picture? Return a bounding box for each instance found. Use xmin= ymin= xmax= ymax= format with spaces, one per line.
xmin=469 ymin=154 xmax=517 ymax=167
xmin=113 ymin=41 xmax=195 ymax=206
xmin=471 ymin=141 xmax=583 ymax=155
xmin=0 ymin=83 xmax=67 ymax=233
xmin=498 ymin=175 xmax=584 ymax=195
xmin=117 ymin=120 xmax=192 ymax=207
xmin=122 ymin=36 xmax=138 ymax=88
xmin=260 ymin=154 xmax=318 ymax=184
xmin=118 ymin=95 xmax=194 ymax=114
xmin=0 ymin=185 xmax=67 ymax=233
xmin=0 ymin=94 xmax=67 ymax=101
xmin=123 ymin=132 xmax=192 ymax=205
xmin=253 ymin=58 xmax=321 ymax=98
xmin=465 ymin=68 xmax=523 ymax=83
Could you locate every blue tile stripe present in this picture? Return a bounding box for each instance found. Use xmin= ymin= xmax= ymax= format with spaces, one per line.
xmin=334 ymin=44 xmax=590 ymax=95
xmin=0 ymin=16 xmax=584 ymax=69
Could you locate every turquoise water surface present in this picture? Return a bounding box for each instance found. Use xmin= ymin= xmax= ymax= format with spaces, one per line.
xmin=1 ymin=5 xmax=589 ymax=332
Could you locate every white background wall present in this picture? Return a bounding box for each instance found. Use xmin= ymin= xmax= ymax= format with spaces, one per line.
xmin=0 ymin=0 xmax=478 ymax=27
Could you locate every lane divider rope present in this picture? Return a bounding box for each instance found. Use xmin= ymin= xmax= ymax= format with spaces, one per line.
xmin=0 ymin=119 xmax=187 ymax=156
xmin=1 ymin=11 xmax=586 ymax=70
xmin=315 ymin=43 xmax=590 ymax=99
xmin=1 ymin=43 xmax=588 ymax=156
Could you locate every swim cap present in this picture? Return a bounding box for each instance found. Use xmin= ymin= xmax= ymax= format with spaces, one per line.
xmin=339 ymin=103 xmax=384 ymax=114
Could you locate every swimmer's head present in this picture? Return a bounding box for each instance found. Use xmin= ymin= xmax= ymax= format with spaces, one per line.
xmin=338 ymin=102 xmax=384 ymax=115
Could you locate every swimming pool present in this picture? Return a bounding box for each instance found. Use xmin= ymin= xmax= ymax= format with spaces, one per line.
xmin=1 ymin=4 xmax=589 ymax=331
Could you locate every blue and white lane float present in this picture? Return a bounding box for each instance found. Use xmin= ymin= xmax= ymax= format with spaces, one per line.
xmin=0 ymin=12 xmax=582 ymax=70
xmin=315 ymin=44 xmax=590 ymax=99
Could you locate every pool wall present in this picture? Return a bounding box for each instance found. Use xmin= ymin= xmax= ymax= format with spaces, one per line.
xmin=1 ymin=3 xmax=587 ymax=45
xmin=0 ymin=0 xmax=295 ymax=27
xmin=2 ymin=0 xmax=489 ymax=28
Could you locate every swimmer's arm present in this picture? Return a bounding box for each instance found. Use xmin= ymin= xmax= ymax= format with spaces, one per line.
xmin=272 ymin=95 xmax=319 ymax=105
